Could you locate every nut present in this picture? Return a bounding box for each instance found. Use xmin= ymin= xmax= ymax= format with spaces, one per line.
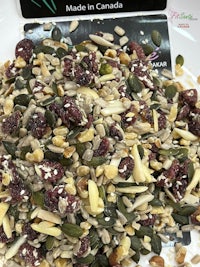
xmin=0 ymin=202 xmax=10 ymax=226
xmin=104 ymin=165 xmax=118 ymax=179
xmin=175 ymin=245 xmax=187 ymax=264
xmin=149 ymin=255 xmax=165 ymax=267
xmin=77 ymin=128 xmax=95 ymax=143
xmin=14 ymin=56 xmax=26 ymax=68
xmin=31 ymin=222 xmax=62 ymax=237
xmin=26 ymin=148 xmax=44 ymax=163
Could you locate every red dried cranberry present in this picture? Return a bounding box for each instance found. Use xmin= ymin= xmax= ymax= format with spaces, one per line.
xmin=157 ymin=159 xmax=180 ymax=187
xmin=121 ymin=105 xmax=137 ymax=128
xmin=190 ymin=206 xmax=200 ymax=225
xmin=179 ymin=89 xmax=197 ymax=107
xmin=18 ymin=243 xmax=42 ymax=266
xmin=172 ymin=178 xmax=188 ymax=201
xmin=77 ymin=236 xmax=90 ymax=258
xmin=44 ymin=185 xmax=80 ymax=215
xmin=93 ymin=137 xmax=110 ymax=157
xmin=118 ymin=156 xmax=134 ymax=179
xmin=0 ymin=155 xmax=20 ymax=183
xmin=188 ymin=109 xmax=200 ymax=136
xmin=0 ymin=226 xmax=15 ymax=243
xmin=128 ymin=41 xmax=146 ymax=59
xmin=110 ymin=124 xmax=123 ymax=141
xmin=139 ymin=213 xmax=157 ymax=226
xmin=36 ymin=160 xmax=64 ymax=183
xmin=9 ymin=180 xmax=31 ymax=204
xmin=63 ymin=58 xmax=73 ymax=77
xmin=22 ymin=223 xmax=38 ymax=241
xmin=85 ymin=114 xmax=94 ymax=129
xmin=27 ymin=112 xmax=48 ymax=139
xmin=81 ymin=53 xmax=98 ymax=73
xmin=74 ymin=65 xmax=93 ymax=86
xmin=63 ymin=96 xmax=82 ymax=126
xmin=5 ymin=62 xmax=19 ymax=79
xmin=177 ymin=104 xmax=190 ymax=120
xmin=139 ymin=100 xmax=153 ymax=124
xmin=157 ymin=110 xmax=167 ymax=130
xmin=1 ymin=110 xmax=21 ymax=135
xmin=15 ymin=39 xmax=34 ymax=62
xmin=32 ymin=81 xmax=45 ymax=94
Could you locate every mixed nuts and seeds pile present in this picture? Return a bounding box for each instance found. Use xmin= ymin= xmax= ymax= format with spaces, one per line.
xmin=0 ymin=22 xmax=200 ymax=267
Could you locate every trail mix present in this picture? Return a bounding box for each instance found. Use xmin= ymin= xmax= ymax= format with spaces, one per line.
xmin=0 ymin=24 xmax=200 ymax=267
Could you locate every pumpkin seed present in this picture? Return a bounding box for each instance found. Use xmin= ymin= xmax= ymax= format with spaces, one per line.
xmin=75 ymin=143 xmax=86 ymax=157
xmin=149 ymin=198 xmax=163 ymax=207
xmin=32 ymin=191 xmax=45 ymax=207
xmin=188 ymin=161 xmax=195 ymax=181
xmin=61 ymin=223 xmax=83 ymax=238
xmin=153 ymin=76 xmax=163 ymax=88
xmin=104 ymin=203 xmax=118 ymax=218
xmin=45 ymin=236 xmax=54 ymax=250
xmin=59 ymin=157 xmax=73 ymax=166
xmin=40 ymin=96 xmax=56 ymax=107
xmin=158 ymin=147 xmax=188 ymax=158
xmin=97 ymin=216 xmax=115 ymax=228
xmin=85 ymin=157 xmax=107 ymax=167
xmin=21 ymin=67 xmax=32 ymax=79
xmin=76 ymin=254 xmax=95 ymax=265
xmin=128 ymin=73 xmax=143 ymax=93
xmin=117 ymin=197 xmax=136 ymax=222
xmin=8 ymin=206 xmax=19 ymax=220
xmin=151 ymin=30 xmax=162 ymax=47
xmin=89 ymin=228 xmax=101 ymax=250
xmin=176 ymin=54 xmax=184 ymax=66
xmin=137 ymin=144 xmax=144 ymax=159
xmin=99 ymin=63 xmax=113 ymax=75
xmin=2 ymin=141 xmax=17 ymax=158
xmin=14 ymin=94 xmax=31 ymax=107
xmin=51 ymin=26 xmax=62 ymax=41
xmin=91 ymin=255 xmax=109 ymax=267
xmin=56 ymin=47 xmax=68 ymax=59
xmin=45 ymin=110 xmax=56 ymax=128
xmin=130 ymin=236 xmax=142 ymax=251
xmin=171 ymin=213 xmax=189 ymax=225
xmin=165 ymin=85 xmax=177 ymax=99
xmin=34 ymin=45 xmax=55 ymax=55
xmin=178 ymin=205 xmax=197 ymax=216
xmin=135 ymin=226 xmax=153 ymax=238
xmin=15 ymin=78 xmax=25 ymax=90
xmin=150 ymin=103 xmax=161 ymax=110
xmin=151 ymin=234 xmax=162 ymax=254
xmin=142 ymin=44 xmax=154 ymax=56
xmin=44 ymin=150 xmax=60 ymax=161
xmin=140 ymin=248 xmax=151 ymax=255
xmin=75 ymin=44 xmax=88 ymax=53
xmin=131 ymin=249 xmax=140 ymax=263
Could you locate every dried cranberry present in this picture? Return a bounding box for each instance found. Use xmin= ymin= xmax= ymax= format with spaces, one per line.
xmin=121 ymin=105 xmax=137 ymax=128
xmin=188 ymin=109 xmax=200 ymax=136
xmin=36 ymin=160 xmax=64 ymax=183
xmin=93 ymin=137 xmax=110 ymax=157
xmin=190 ymin=206 xmax=200 ymax=225
xmin=74 ymin=65 xmax=93 ymax=86
xmin=0 ymin=226 xmax=15 ymax=243
xmin=63 ymin=96 xmax=82 ymax=126
xmin=15 ymin=39 xmax=34 ymax=62
xmin=139 ymin=100 xmax=153 ymax=124
xmin=157 ymin=111 xmax=167 ymax=130
xmin=44 ymin=185 xmax=80 ymax=215
xmin=77 ymin=236 xmax=90 ymax=258
xmin=110 ymin=124 xmax=123 ymax=141
xmin=172 ymin=177 xmax=188 ymax=201
xmin=2 ymin=110 xmax=21 ymax=135
xmin=179 ymin=89 xmax=197 ymax=107
xmin=9 ymin=180 xmax=31 ymax=204
xmin=85 ymin=114 xmax=93 ymax=129
xmin=18 ymin=243 xmax=42 ymax=266
xmin=63 ymin=58 xmax=73 ymax=77
xmin=128 ymin=41 xmax=146 ymax=59
xmin=81 ymin=53 xmax=98 ymax=73
xmin=118 ymin=156 xmax=134 ymax=179
xmin=0 ymin=155 xmax=20 ymax=183
xmin=5 ymin=62 xmax=19 ymax=79
xmin=177 ymin=104 xmax=190 ymax=120
xmin=118 ymin=84 xmax=131 ymax=99
xmin=27 ymin=112 xmax=48 ymax=139
xmin=139 ymin=213 xmax=157 ymax=226
xmin=157 ymin=159 xmax=180 ymax=187
xmin=22 ymin=223 xmax=38 ymax=241
xmin=32 ymin=81 xmax=45 ymax=94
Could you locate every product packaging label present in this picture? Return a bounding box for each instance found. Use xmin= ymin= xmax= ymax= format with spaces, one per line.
xmin=20 ymin=0 xmax=167 ymax=18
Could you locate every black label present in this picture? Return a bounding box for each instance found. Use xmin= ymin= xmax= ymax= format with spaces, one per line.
xmin=20 ymin=0 xmax=167 ymax=18
xmin=24 ymin=14 xmax=171 ymax=73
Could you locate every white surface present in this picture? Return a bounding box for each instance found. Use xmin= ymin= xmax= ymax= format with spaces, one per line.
xmin=0 ymin=1 xmax=200 ymax=266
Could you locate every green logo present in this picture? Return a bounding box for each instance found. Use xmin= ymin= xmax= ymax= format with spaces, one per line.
xmin=31 ymin=0 xmax=57 ymax=14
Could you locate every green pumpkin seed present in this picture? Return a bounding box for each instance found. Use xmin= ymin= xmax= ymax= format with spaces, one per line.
xmin=117 ymin=197 xmax=136 ymax=222
xmin=2 ymin=141 xmax=17 ymax=158
xmin=149 ymin=198 xmax=163 ymax=207
xmin=178 ymin=206 xmax=197 ymax=216
xmin=15 ymin=78 xmax=25 ymax=90
xmin=21 ymin=67 xmax=32 ymax=79
xmin=86 ymin=157 xmax=107 ymax=167
xmin=52 ymin=26 xmax=62 ymax=41
xmin=75 ymin=44 xmax=88 ymax=53
xmin=140 ymin=248 xmax=151 ymax=255
xmin=188 ymin=161 xmax=194 ymax=181
xmin=45 ymin=110 xmax=56 ymax=128
xmin=56 ymin=47 xmax=68 ymax=59
xmin=45 ymin=236 xmax=54 ymax=250
xmin=137 ymin=144 xmax=144 ymax=159
xmin=44 ymin=150 xmax=60 ymax=161
xmin=20 ymin=145 xmax=32 ymax=160
xmin=5 ymin=77 xmax=15 ymax=84
xmin=142 ymin=44 xmax=154 ymax=56
xmin=99 ymin=63 xmax=113 ymax=75
xmin=128 ymin=73 xmax=143 ymax=93
xmin=151 ymin=30 xmax=162 ymax=47
xmin=166 ymin=199 xmax=181 ymax=212
xmin=150 ymin=103 xmax=161 ymax=110
xmin=104 ymin=203 xmax=118 ymax=218
xmin=75 ymin=143 xmax=86 ymax=157
xmin=151 ymin=234 xmax=162 ymax=254
xmin=153 ymin=76 xmax=163 ymax=88
xmin=34 ymin=45 xmax=55 ymax=55
xmin=131 ymin=249 xmax=140 ymax=263
xmin=97 ymin=216 xmax=115 ymax=228
xmin=135 ymin=226 xmax=153 ymax=238
xmin=91 ymin=255 xmax=109 ymax=267
xmin=172 ymin=213 xmax=189 ymax=225
xmin=32 ymin=191 xmax=45 ymax=207
xmin=67 ymin=126 xmax=84 ymax=139
xmin=8 ymin=206 xmax=19 ymax=220
xmin=61 ymin=223 xmax=83 ymax=238
xmin=14 ymin=94 xmax=31 ymax=107
xmin=176 ymin=54 xmax=184 ymax=66
xmin=59 ymin=157 xmax=73 ymax=166
xmin=165 ymin=85 xmax=177 ymax=99
xmin=130 ymin=236 xmax=142 ymax=251
xmin=76 ymin=254 xmax=95 ymax=265
xmin=89 ymin=228 xmax=101 ymax=250
xmin=40 ymin=96 xmax=56 ymax=107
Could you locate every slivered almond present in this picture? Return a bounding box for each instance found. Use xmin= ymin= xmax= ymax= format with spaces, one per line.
xmin=37 ymin=209 xmax=62 ymax=224
xmin=3 ymin=214 xmax=12 ymax=239
xmin=88 ymin=180 xmax=99 ymax=213
xmin=5 ymin=236 xmax=26 ymax=259
xmin=0 ymin=202 xmax=10 ymax=226
xmin=31 ymin=222 xmax=61 ymax=237
xmin=89 ymin=34 xmax=114 ymax=47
